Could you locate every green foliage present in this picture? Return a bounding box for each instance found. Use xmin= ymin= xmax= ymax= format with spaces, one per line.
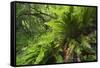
xmin=16 ymin=3 xmax=97 ymax=65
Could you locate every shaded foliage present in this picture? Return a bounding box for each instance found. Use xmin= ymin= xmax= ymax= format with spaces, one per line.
xmin=16 ymin=3 xmax=97 ymax=65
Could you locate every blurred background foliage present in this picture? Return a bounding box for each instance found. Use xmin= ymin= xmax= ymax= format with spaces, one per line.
xmin=16 ymin=3 xmax=97 ymax=65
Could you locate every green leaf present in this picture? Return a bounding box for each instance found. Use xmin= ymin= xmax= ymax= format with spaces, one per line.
xmin=34 ymin=48 xmax=45 ymax=64
xmin=55 ymin=54 xmax=63 ymax=63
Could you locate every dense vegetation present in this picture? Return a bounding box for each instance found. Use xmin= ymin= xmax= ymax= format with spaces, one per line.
xmin=16 ymin=3 xmax=97 ymax=65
